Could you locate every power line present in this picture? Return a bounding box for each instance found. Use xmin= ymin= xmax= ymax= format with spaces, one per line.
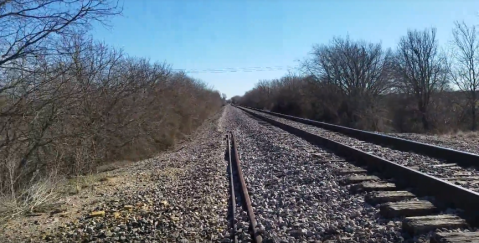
xmin=172 ymin=66 xmax=295 ymax=74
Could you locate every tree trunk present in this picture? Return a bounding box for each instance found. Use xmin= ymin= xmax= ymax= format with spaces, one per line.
xmin=419 ymin=105 xmax=429 ymax=131
xmin=472 ymin=93 xmax=477 ymax=131
xmin=472 ymin=107 xmax=476 ymax=131
xmin=421 ymin=114 xmax=429 ymax=131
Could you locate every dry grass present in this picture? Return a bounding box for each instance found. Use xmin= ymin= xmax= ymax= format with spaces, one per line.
xmin=96 ymin=160 xmax=134 ymax=173
xmin=0 ymin=176 xmax=61 ymax=224
xmin=0 ymin=167 xmax=126 ymax=226
xmin=59 ymin=172 xmax=120 ymax=195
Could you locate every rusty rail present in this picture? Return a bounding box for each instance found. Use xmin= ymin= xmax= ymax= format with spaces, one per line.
xmin=230 ymin=132 xmax=262 ymax=243
xmin=227 ymin=134 xmax=238 ymax=243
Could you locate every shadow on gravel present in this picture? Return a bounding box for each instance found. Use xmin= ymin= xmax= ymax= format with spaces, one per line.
xmin=224 ymin=142 xmax=234 ymax=229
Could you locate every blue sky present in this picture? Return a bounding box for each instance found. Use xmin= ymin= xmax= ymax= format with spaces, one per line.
xmin=91 ymin=0 xmax=479 ymax=98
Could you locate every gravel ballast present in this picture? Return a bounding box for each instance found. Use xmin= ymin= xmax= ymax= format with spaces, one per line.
xmin=224 ymin=106 xmax=406 ymax=242
xmin=245 ymin=108 xmax=479 ymax=192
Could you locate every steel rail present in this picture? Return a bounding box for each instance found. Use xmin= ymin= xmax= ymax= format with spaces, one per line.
xmin=238 ymin=105 xmax=479 ymax=168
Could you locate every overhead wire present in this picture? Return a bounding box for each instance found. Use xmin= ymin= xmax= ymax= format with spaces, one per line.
xmin=172 ymin=66 xmax=295 ymax=74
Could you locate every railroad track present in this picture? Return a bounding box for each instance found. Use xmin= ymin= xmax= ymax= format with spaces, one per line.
xmin=235 ymin=106 xmax=479 ymax=242
xmin=239 ymin=106 xmax=479 ymax=193
xmin=242 ymin=106 xmax=479 ymax=168
xmin=226 ymin=131 xmax=263 ymax=243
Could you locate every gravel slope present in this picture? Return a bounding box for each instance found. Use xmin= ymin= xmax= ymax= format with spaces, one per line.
xmin=2 ymin=108 xmax=230 ymax=243
xmin=224 ymin=106 xmax=405 ymax=242
xmin=246 ymin=108 xmax=479 ymax=192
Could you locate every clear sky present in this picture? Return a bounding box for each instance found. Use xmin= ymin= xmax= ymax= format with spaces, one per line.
xmin=91 ymin=0 xmax=479 ymax=99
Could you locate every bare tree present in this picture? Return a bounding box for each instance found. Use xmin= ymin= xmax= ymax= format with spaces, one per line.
xmin=255 ymin=80 xmax=273 ymax=109
xmin=451 ymin=21 xmax=479 ymax=130
xmin=302 ymin=37 xmax=392 ymax=127
xmin=0 ymin=0 xmax=121 ymax=68
xmin=394 ymin=28 xmax=449 ymax=130
xmin=304 ymin=37 xmax=392 ymax=96
xmin=0 ymin=2 xmax=226 ymax=209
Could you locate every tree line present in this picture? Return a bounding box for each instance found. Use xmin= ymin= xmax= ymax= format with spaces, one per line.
xmin=0 ymin=0 xmax=223 ymax=209
xmin=235 ymin=22 xmax=479 ymax=133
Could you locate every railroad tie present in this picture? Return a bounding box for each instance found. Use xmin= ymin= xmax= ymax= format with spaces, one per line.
xmin=350 ymin=182 xmax=397 ymax=193
xmin=402 ymin=215 xmax=468 ymax=235
xmin=430 ymin=231 xmax=479 ymax=243
xmin=380 ymin=200 xmax=438 ymax=218
xmin=340 ymin=175 xmax=380 ymax=185
xmin=336 ymin=168 xmax=367 ymax=175
xmin=365 ymin=191 xmax=415 ymax=205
